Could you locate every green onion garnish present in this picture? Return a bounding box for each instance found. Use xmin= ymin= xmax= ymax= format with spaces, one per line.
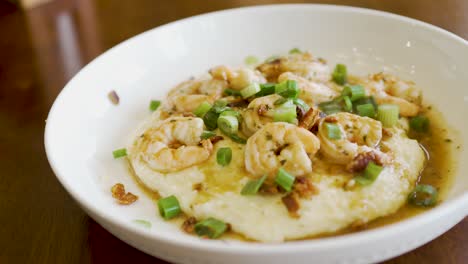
xmin=408 ymin=184 xmax=438 ymax=207
xmin=157 ymin=195 xmax=181 ymax=220
xmin=240 ymin=83 xmax=261 ymax=98
xmin=332 ymin=64 xmax=347 ymax=85
xmin=194 ymin=217 xmax=228 ymax=239
xmin=201 ymin=131 xmax=217 ymax=139
xmin=274 ymin=97 xmax=289 ymax=106
xmin=193 ymin=102 xmax=212 ymax=117
xmin=275 ymin=80 xmax=299 ymax=98
xmin=241 ymin=175 xmax=267 ymax=195
xmin=377 ymin=104 xmax=399 ymax=127
xmin=410 ymin=116 xmax=430 ymax=133
xmin=217 ymin=147 xmax=232 ymax=166
xmin=218 ymin=115 xmax=239 ymax=135
xmin=274 ymin=104 xmax=297 ymax=123
xmin=226 ymin=133 xmax=247 ymax=144
xmin=319 ymin=100 xmax=343 ymax=115
xmin=212 ymin=100 xmax=229 ymax=113
xmin=325 ymin=123 xmax=342 ymax=139
xmin=223 ymin=88 xmax=241 ymax=97
xmin=112 ymin=148 xmax=127 ymax=159
xmin=355 ymin=162 xmax=383 ymax=186
xmin=275 ymin=168 xmax=295 ymax=192
xmin=203 ymin=109 xmax=220 ymax=130
xmin=356 ymin=103 xmax=376 ymax=118
xmin=257 ymin=83 xmax=276 ymax=96
xmin=244 ymin=55 xmax=259 ymax=65
xmin=133 ymin=219 xmax=151 ymax=228
xmin=289 ymin=48 xmax=302 ymax=54
xmin=342 ymin=85 xmax=365 ymax=101
xmin=293 ymin=98 xmax=310 ymax=112
xmin=149 ymin=100 xmax=161 ymax=111
xmin=343 ymin=96 xmax=352 ymax=112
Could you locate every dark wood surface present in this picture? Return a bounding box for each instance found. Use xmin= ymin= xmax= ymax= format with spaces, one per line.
xmin=0 ymin=0 xmax=466 ymax=263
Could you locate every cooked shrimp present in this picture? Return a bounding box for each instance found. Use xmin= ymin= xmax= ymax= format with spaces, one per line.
xmin=278 ymin=72 xmax=338 ymax=105
xmin=134 ymin=117 xmax=213 ymax=173
xmin=318 ymin=112 xmax=389 ymax=166
xmin=256 ymin=52 xmax=330 ymax=82
xmin=210 ymin=66 xmax=266 ymax=90
xmin=241 ymin=94 xmax=284 ymax=137
xmin=361 ymin=73 xmax=421 ymax=117
xmin=245 ymin=122 xmax=320 ymax=179
xmin=166 ymin=78 xmax=227 ymax=112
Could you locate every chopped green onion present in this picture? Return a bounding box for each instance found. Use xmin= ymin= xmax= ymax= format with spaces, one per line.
xmin=408 ymin=184 xmax=438 ymax=207
xmin=158 ymin=195 xmax=181 ymax=220
xmin=274 ymin=97 xmax=289 ymax=106
xmin=332 ymin=64 xmax=347 ymax=85
xmin=218 ymin=115 xmax=239 ymax=135
xmin=149 ymin=100 xmax=161 ymax=111
xmin=241 ymin=175 xmax=267 ymax=195
xmin=319 ymin=100 xmax=343 ymax=115
xmin=353 ymin=96 xmax=378 ymax=110
xmin=325 ymin=123 xmax=342 ymax=139
xmin=293 ymin=98 xmax=310 ymax=112
xmin=343 ymin=96 xmax=352 ymax=112
xmin=212 ymin=100 xmax=229 ymax=113
xmin=226 ymin=133 xmax=246 ymax=144
xmin=223 ymin=88 xmax=241 ymax=96
xmin=133 ymin=219 xmax=151 ymax=228
xmin=193 ymin=102 xmax=212 ymax=117
xmin=194 ymin=217 xmax=228 ymax=239
xmin=274 ymin=104 xmax=297 ymax=123
xmin=289 ymin=48 xmax=302 ymax=54
xmin=257 ymin=83 xmax=276 ymax=96
xmin=112 ymin=148 xmax=127 ymax=159
xmin=217 ymin=147 xmax=232 ymax=166
xmin=244 ymin=55 xmax=259 ymax=65
xmin=220 ymin=109 xmax=240 ymax=118
xmin=201 ymin=131 xmax=217 ymax=139
xmin=342 ymin=85 xmax=365 ymax=101
xmin=355 ymin=162 xmax=383 ymax=186
xmin=377 ymin=104 xmax=399 ymax=127
xmin=410 ymin=116 xmax=430 ymax=133
xmin=275 ymin=168 xmax=295 ymax=192
xmin=240 ymin=83 xmax=261 ymax=98
xmin=356 ymin=103 xmax=376 ymax=118
xmin=275 ymin=80 xmax=299 ymax=98
xmin=203 ymin=109 xmax=219 ymax=130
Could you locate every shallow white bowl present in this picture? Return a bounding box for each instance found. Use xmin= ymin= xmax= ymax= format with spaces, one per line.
xmin=45 ymin=4 xmax=468 ymax=264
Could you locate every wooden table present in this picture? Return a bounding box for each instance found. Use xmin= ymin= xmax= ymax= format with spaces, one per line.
xmin=0 ymin=0 xmax=466 ymax=263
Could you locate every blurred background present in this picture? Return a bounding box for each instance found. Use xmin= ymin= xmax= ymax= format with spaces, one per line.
xmin=0 ymin=0 xmax=467 ymax=263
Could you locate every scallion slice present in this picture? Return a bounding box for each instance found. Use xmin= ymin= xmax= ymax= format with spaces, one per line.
xmin=408 ymin=184 xmax=438 ymax=207
xmin=356 ymin=103 xmax=376 ymax=118
xmin=293 ymin=98 xmax=310 ymax=112
xmin=377 ymin=104 xmax=399 ymax=127
xmin=274 ymin=104 xmax=297 ymax=123
xmin=112 ymin=148 xmax=127 ymax=159
xmin=212 ymin=100 xmax=229 ymax=113
xmin=355 ymin=162 xmax=383 ymax=186
xmin=157 ymin=195 xmax=181 ymax=220
xmin=216 ymin=147 xmax=232 ymax=166
xmin=275 ymin=168 xmax=295 ymax=192
xmin=410 ymin=116 xmax=430 ymax=133
xmin=319 ymin=100 xmax=343 ymax=115
xmin=193 ymin=102 xmax=212 ymax=117
xmin=257 ymin=83 xmax=276 ymax=96
xmin=194 ymin=217 xmax=228 ymax=239
xmin=342 ymin=85 xmax=365 ymax=101
xmin=226 ymin=133 xmax=247 ymax=144
xmin=289 ymin=48 xmax=302 ymax=54
xmin=332 ymin=64 xmax=347 ymax=85
xmin=218 ymin=115 xmax=239 ymax=135
xmin=203 ymin=109 xmax=219 ymax=130
xmin=149 ymin=100 xmax=161 ymax=111
xmin=275 ymin=80 xmax=299 ymax=98
xmin=343 ymin=96 xmax=352 ymax=112
xmin=274 ymin=97 xmax=289 ymax=106
xmin=223 ymin=88 xmax=241 ymax=97
xmin=133 ymin=219 xmax=151 ymax=228
xmin=240 ymin=83 xmax=261 ymax=98
xmin=241 ymin=175 xmax=267 ymax=195
xmin=201 ymin=131 xmax=217 ymax=140
xmin=325 ymin=123 xmax=342 ymax=140
xmin=244 ymin=55 xmax=259 ymax=65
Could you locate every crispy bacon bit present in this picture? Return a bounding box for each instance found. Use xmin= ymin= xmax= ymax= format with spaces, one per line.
xmin=227 ymin=98 xmax=249 ymax=108
xmin=296 ymin=105 xmax=307 ymax=121
xmin=209 ymin=135 xmax=224 ymax=144
xmin=293 ymin=177 xmax=318 ymax=198
xmin=259 ymin=182 xmax=281 ymax=195
xmin=325 ymin=116 xmax=338 ymax=123
xmin=182 ymin=112 xmax=196 ymax=117
xmin=299 ymin=107 xmax=322 ymax=131
xmin=346 ymin=151 xmax=388 ymax=172
xmin=281 ymin=192 xmax=300 ymax=218
xmin=257 ymin=104 xmax=269 ymax=116
xmin=111 ymin=183 xmax=138 ymax=205
xmin=182 ymin=217 xmax=197 ymax=233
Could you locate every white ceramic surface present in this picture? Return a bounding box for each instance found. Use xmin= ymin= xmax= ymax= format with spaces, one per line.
xmin=45 ymin=4 xmax=468 ymax=264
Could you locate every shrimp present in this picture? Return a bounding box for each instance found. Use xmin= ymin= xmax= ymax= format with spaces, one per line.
xmin=134 ymin=117 xmax=213 ymax=173
xmin=166 ymin=78 xmax=227 ymax=112
xmin=210 ymin=66 xmax=266 ymax=90
xmin=278 ymin=72 xmax=338 ymax=105
xmin=317 ymin=112 xmax=389 ymax=167
xmin=241 ymin=94 xmax=285 ymax=137
xmin=256 ymin=52 xmax=330 ymax=82
xmin=361 ymin=73 xmax=422 ymax=117
xmin=245 ymin=122 xmax=320 ymax=179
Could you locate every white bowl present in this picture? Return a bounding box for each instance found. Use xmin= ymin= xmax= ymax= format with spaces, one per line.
xmin=45 ymin=4 xmax=468 ymax=264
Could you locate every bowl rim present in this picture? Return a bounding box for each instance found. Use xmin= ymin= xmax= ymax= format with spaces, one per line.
xmin=45 ymin=3 xmax=468 ymax=253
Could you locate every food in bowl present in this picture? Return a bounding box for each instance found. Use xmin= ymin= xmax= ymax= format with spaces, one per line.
xmin=117 ymin=50 xmax=454 ymax=242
